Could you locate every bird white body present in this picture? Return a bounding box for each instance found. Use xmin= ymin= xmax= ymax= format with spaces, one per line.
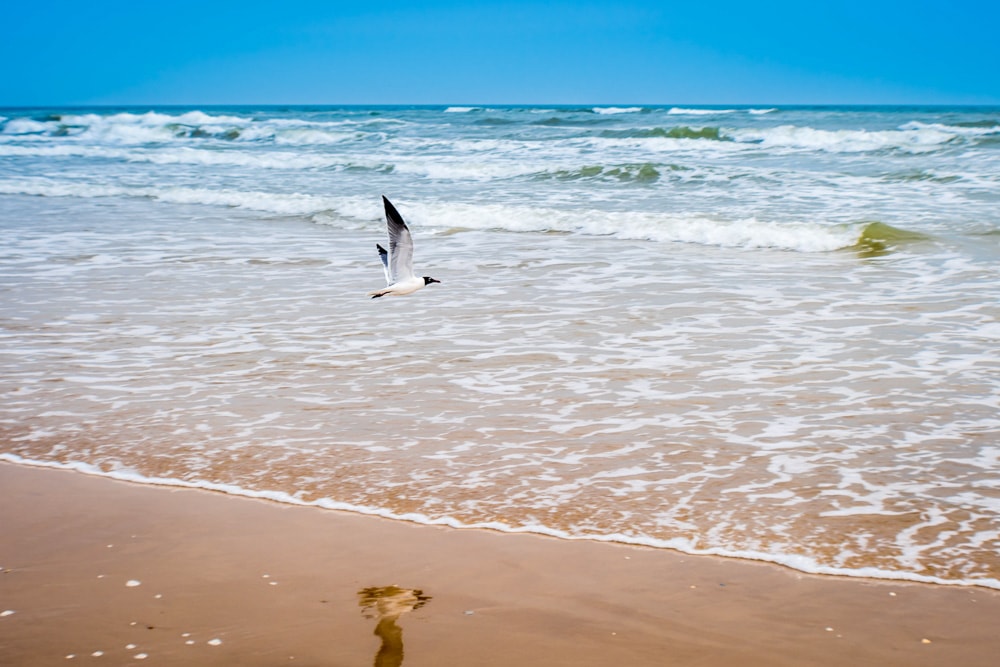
xmin=368 ymin=196 xmax=440 ymax=298
xmin=368 ymin=275 xmax=427 ymax=298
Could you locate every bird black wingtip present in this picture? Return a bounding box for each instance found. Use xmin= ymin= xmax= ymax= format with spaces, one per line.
xmin=382 ymin=195 xmax=407 ymax=229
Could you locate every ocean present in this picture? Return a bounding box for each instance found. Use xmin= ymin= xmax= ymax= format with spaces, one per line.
xmin=1 ymin=104 xmax=998 ymax=589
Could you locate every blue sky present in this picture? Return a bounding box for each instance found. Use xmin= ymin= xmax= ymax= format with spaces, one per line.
xmin=3 ymin=0 xmax=997 ymax=105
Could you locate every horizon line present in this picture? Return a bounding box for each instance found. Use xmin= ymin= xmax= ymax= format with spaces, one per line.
xmin=3 ymin=102 xmax=999 ymax=110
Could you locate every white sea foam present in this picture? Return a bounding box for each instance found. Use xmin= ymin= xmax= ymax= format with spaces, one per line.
xmin=412 ymin=200 xmax=866 ymax=252
xmin=2 ymin=118 xmax=51 ymax=134
xmin=58 ymin=110 xmax=250 ymax=128
xmin=729 ymin=124 xmax=964 ymax=153
xmin=901 ymin=120 xmax=1000 ymax=137
xmin=0 ymin=178 xmax=375 ymax=220
xmin=668 ymin=107 xmax=739 ymax=115
xmin=0 ymin=110 xmax=376 ymax=147
xmin=55 ymin=111 xmax=242 ymax=144
xmin=593 ymin=106 xmax=643 ymax=115
xmin=0 ymin=177 xmax=869 ymax=252
xmin=0 ymin=144 xmax=341 ymax=169
xmin=444 ymin=106 xmax=479 ymax=113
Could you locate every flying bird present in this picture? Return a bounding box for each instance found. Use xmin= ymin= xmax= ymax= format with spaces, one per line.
xmin=368 ymin=196 xmax=440 ymax=298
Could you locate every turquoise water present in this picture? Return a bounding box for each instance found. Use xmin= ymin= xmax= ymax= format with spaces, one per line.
xmin=2 ymin=105 xmax=999 ymax=587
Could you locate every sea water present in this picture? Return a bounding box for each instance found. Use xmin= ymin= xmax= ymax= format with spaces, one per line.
xmin=1 ymin=105 xmax=998 ymax=588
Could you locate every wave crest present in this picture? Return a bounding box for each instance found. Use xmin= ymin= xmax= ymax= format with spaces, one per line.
xmin=593 ymin=106 xmax=645 ymax=115
xmin=539 ymin=162 xmax=671 ymax=183
xmin=0 ymin=110 xmax=376 ymax=147
xmin=413 ymin=202 xmax=885 ymax=253
xmin=599 ymin=126 xmax=728 ymax=141
xmin=1 ymin=177 xmax=912 ymax=253
xmin=850 ymin=221 xmax=932 ymax=257
xmin=668 ymin=107 xmax=739 ymax=116
xmin=731 ymin=121 xmax=998 ymax=153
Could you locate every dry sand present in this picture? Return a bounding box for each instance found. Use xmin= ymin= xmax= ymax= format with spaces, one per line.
xmin=1 ymin=461 xmax=998 ymax=666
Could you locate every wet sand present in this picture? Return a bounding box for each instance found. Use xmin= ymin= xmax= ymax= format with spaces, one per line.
xmin=1 ymin=461 xmax=998 ymax=666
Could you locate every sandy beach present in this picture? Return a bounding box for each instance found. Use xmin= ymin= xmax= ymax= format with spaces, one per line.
xmin=0 ymin=462 xmax=997 ymax=666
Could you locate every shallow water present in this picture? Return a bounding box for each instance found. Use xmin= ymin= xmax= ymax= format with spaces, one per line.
xmin=1 ymin=105 xmax=999 ymax=588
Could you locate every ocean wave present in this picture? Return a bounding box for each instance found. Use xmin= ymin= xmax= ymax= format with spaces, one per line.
xmin=538 ymin=162 xmax=669 ymax=183
xmin=390 ymin=159 xmax=540 ymax=181
xmin=0 ymin=178 xmax=373 ymax=220
xmin=593 ymin=106 xmax=644 ymax=115
xmin=17 ymin=108 xmax=988 ymax=155
xmin=412 ymin=201 xmax=881 ymax=252
xmin=850 ymin=221 xmax=932 ymax=257
xmin=952 ymin=119 xmax=1000 ymax=129
xmin=444 ymin=106 xmax=480 ymax=113
xmin=663 ymin=106 xmax=775 ymax=116
xmin=474 ymin=117 xmax=519 ymax=126
xmin=0 ymin=110 xmax=380 ymax=147
xmin=881 ymin=169 xmax=963 ymax=184
xmin=56 ymin=110 xmax=252 ymax=127
xmin=598 ymin=126 xmax=729 ymax=141
xmin=900 ymin=120 xmax=1000 ymax=137
xmin=668 ymin=107 xmax=740 ymax=115
xmin=729 ymin=123 xmax=970 ymax=153
xmin=530 ymin=115 xmax=615 ymax=127
xmin=546 ymin=117 xmax=991 ymax=154
xmin=1 ymin=176 xmax=896 ymax=253
xmin=0 ymin=111 xmax=244 ymax=144
xmin=1 ymin=117 xmax=54 ymax=135
xmin=0 ymin=144 xmax=353 ymax=169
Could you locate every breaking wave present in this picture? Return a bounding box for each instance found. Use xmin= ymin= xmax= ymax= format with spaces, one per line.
xmin=0 ymin=110 xmax=376 ymax=146
xmin=849 ymin=221 xmax=932 ymax=257
xmin=0 ymin=178 xmax=373 ymax=220
xmin=3 ymin=109 xmax=995 ymax=156
xmin=539 ymin=162 xmax=664 ymax=183
xmin=593 ymin=106 xmax=645 ymax=115
xmin=0 ymin=144 xmax=357 ymax=170
xmin=730 ymin=122 xmax=999 ymax=153
xmin=668 ymin=107 xmax=740 ymax=115
xmin=1 ymin=176 xmax=908 ymax=253
xmin=599 ymin=126 xmax=729 ymax=141
xmin=402 ymin=201 xmax=897 ymax=253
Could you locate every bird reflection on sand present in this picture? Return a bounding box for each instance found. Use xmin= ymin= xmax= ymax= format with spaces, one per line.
xmin=358 ymin=586 xmax=431 ymax=667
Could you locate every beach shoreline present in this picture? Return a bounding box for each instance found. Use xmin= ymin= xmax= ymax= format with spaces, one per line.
xmin=1 ymin=461 xmax=998 ymax=666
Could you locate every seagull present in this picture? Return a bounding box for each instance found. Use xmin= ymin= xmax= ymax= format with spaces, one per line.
xmin=367 ymin=196 xmax=441 ymax=298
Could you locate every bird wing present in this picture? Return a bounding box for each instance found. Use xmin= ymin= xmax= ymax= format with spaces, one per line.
xmin=376 ymin=244 xmax=391 ymax=286
xmin=383 ymin=196 xmax=415 ymax=282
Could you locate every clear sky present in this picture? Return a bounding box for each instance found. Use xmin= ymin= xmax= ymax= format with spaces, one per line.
xmin=3 ymin=0 xmax=997 ymax=106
